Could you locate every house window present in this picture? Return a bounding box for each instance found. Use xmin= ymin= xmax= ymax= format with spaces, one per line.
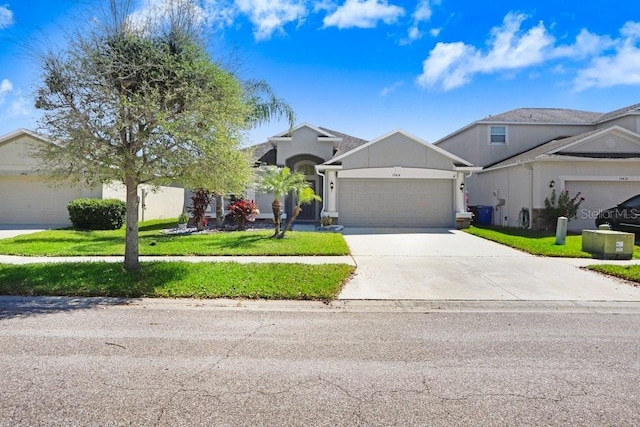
xmin=296 ymin=163 xmax=316 ymax=176
xmin=490 ymin=126 xmax=507 ymax=144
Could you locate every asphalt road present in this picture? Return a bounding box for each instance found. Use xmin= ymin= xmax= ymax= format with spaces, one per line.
xmin=1 ymin=298 xmax=639 ymax=426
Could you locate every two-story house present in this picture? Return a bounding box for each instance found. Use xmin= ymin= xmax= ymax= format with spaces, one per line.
xmin=435 ymin=103 xmax=640 ymax=231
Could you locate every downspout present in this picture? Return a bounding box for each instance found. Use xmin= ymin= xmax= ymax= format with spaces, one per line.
xmin=521 ymin=161 xmax=534 ymax=229
xmin=316 ymin=169 xmax=326 ymax=218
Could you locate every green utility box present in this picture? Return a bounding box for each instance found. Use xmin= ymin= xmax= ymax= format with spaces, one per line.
xmin=582 ymin=230 xmax=634 ymax=260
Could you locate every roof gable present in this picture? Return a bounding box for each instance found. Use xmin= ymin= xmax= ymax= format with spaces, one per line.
xmin=0 ymin=128 xmax=51 ymax=147
xmin=270 ymin=123 xmax=339 ymax=139
xmin=327 ymin=129 xmax=473 ymax=167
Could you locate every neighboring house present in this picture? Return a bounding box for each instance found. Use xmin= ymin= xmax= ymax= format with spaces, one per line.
xmin=246 ymin=124 xmax=478 ymax=228
xmin=0 ymin=129 xmax=184 ymax=226
xmin=435 ymin=103 xmax=640 ymax=231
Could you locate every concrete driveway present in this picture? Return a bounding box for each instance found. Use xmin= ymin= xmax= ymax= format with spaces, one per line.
xmin=0 ymin=225 xmax=61 ymax=239
xmin=339 ymin=228 xmax=640 ymax=301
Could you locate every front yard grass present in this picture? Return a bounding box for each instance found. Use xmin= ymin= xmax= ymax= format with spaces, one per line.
xmin=464 ymin=225 xmax=640 ymax=259
xmin=585 ymin=265 xmax=640 ymax=286
xmin=0 ymin=262 xmax=355 ymax=300
xmin=0 ymin=219 xmax=349 ymax=256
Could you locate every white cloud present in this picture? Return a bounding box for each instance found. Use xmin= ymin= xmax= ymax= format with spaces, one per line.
xmin=0 ymin=5 xmax=13 ymax=29
xmin=400 ymin=0 xmax=438 ymax=45
xmin=417 ymin=41 xmax=474 ymax=90
xmin=574 ymin=21 xmax=640 ymax=90
xmin=413 ymin=0 xmax=433 ymax=22
xmin=126 ymin=0 xmax=208 ymax=34
xmin=552 ymin=29 xmax=614 ymax=59
xmin=323 ymin=0 xmax=404 ymax=29
xmin=380 ymin=80 xmax=403 ymax=96
xmin=4 ymin=95 xmax=31 ymax=118
xmin=401 ymin=25 xmax=422 ymax=44
xmin=235 ymin=0 xmax=308 ymax=40
xmin=417 ymin=12 xmax=557 ymax=90
xmin=0 ymin=78 xmax=13 ymax=106
xmin=0 ymin=78 xmax=12 ymax=96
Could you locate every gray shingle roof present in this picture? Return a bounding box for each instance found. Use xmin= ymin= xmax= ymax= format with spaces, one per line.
xmin=481 ymin=108 xmax=602 ymax=124
xmin=596 ymin=103 xmax=640 ymax=124
xmin=246 ymin=140 xmax=275 ymax=162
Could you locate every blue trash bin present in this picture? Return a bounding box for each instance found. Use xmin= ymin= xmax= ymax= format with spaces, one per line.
xmin=476 ymin=205 xmax=493 ymax=225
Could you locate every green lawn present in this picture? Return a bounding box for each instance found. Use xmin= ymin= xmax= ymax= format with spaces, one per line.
xmin=586 ymin=264 xmax=640 ymax=286
xmin=0 ymin=219 xmax=349 ymax=256
xmin=0 ymin=262 xmax=355 ymax=300
xmin=464 ymin=225 xmax=640 ymax=259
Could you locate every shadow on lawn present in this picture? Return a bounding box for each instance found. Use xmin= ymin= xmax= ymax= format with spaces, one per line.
xmin=150 ymin=231 xmax=270 ymax=249
xmin=0 ymin=262 xmax=188 ymax=319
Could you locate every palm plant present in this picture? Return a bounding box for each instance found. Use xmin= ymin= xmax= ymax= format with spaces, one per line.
xmin=278 ymin=186 xmax=322 ymax=239
xmin=257 ymin=166 xmax=308 ymax=237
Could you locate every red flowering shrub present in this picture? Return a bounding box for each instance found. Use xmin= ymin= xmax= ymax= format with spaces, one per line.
xmin=229 ymin=199 xmax=259 ymax=231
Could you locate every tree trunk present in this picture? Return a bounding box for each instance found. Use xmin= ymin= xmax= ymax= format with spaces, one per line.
xmin=278 ymin=206 xmax=301 ymax=239
xmin=124 ymin=178 xmax=140 ymax=272
xmin=215 ymin=194 xmax=223 ymax=227
xmin=271 ymin=198 xmax=281 ymax=237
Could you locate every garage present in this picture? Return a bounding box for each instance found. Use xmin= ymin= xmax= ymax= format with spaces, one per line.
xmin=0 ymin=176 xmax=88 ymax=225
xmin=565 ymin=180 xmax=640 ymax=231
xmin=338 ymin=178 xmax=454 ymax=227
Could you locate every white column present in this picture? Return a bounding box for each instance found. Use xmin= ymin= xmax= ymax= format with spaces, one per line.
xmin=327 ymin=170 xmax=337 ymax=213
xmin=455 ymin=173 xmax=465 ymax=213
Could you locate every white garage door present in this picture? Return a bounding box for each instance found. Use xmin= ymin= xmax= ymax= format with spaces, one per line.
xmin=0 ymin=176 xmax=87 ymax=225
xmin=565 ymin=180 xmax=640 ymax=231
xmin=338 ymin=178 xmax=454 ymax=227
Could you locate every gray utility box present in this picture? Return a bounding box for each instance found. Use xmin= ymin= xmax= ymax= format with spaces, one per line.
xmin=582 ymin=230 xmax=634 ymax=260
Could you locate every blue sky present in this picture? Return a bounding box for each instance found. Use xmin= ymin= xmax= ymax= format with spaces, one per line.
xmin=1 ymin=0 xmax=639 ymax=146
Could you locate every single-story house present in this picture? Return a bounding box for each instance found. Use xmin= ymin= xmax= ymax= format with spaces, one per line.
xmin=435 ymin=103 xmax=640 ymax=231
xmin=0 ymin=129 xmax=184 ymax=226
xmin=246 ymin=124 xmax=479 ymax=228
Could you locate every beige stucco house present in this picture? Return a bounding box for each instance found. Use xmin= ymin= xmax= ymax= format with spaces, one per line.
xmin=246 ymin=124 xmax=478 ymax=228
xmin=0 ymin=129 xmax=185 ymax=226
xmin=435 ymin=103 xmax=640 ymax=231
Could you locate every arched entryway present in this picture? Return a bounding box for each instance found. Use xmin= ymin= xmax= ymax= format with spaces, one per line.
xmin=285 ymin=155 xmax=322 ymax=222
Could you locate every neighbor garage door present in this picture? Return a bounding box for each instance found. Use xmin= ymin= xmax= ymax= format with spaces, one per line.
xmin=0 ymin=176 xmax=87 ymax=225
xmin=565 ymin=180 xmax=640 ymax=231
xmin=338 ymin=178 xmax=454 ymax=227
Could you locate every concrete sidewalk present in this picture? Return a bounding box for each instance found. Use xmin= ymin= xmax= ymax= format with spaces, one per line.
xmin=0 ymin=255 xmax=355 ymax=265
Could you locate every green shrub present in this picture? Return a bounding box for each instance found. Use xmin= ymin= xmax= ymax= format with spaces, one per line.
xmin=542 ymin=189 xmax=585 ymax=227
xmin=67 ymin=198 xmax=127 ymax=230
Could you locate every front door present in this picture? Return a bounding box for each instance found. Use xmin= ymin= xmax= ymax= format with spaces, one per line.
xmin=297 ymin=180 xmax=318 ymax=221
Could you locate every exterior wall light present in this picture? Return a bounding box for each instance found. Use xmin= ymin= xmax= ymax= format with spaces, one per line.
xmin=549 ymin=180 xmax=555 ymax=188
xmin=330 ymin=181 xmax=334 ymax=191
xmin=459 ymin=182 xmax=465 ymax=191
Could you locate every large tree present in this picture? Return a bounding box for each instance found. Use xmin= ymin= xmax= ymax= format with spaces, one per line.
xmin=33 ymin=0 xmax=294 ymax=271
